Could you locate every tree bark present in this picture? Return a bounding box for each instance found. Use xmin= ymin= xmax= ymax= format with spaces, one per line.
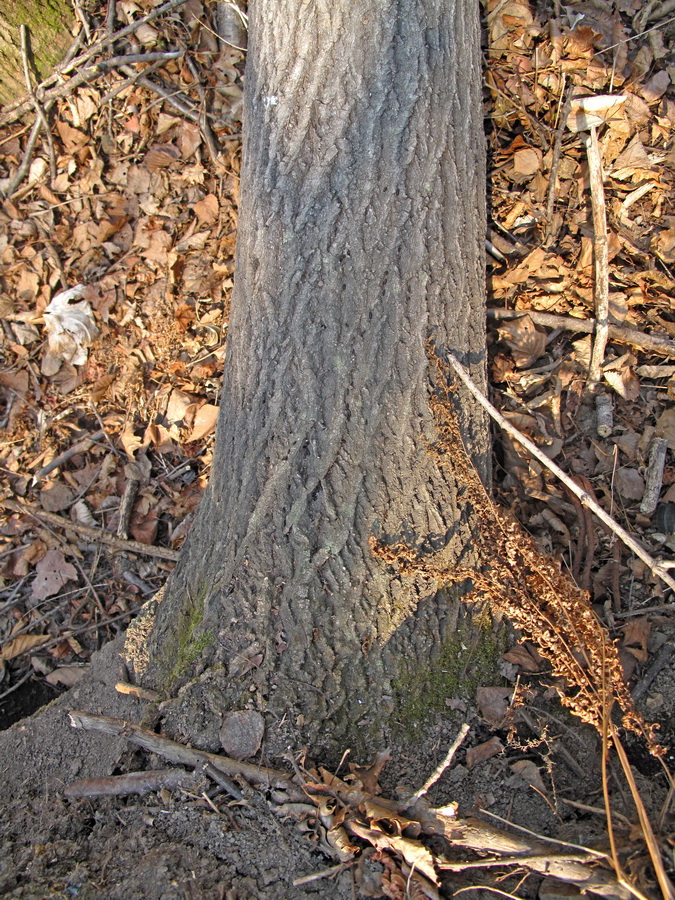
xmin=0 ymin=1 xmax=74 ymax=107
xmin=130 ymin=0 xmax=490 ymax=755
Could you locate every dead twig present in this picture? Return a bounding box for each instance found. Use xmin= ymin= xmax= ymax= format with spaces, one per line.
xmin=545 ymin=78 xmax=574 ymax=242
xmin=64 ymin=768 xmax=200 ymax=798
xmin=639 ymin=437 xmax=668 ymax=518
xmin=0 ymin=0 xmax=192 ymax=127
xmin=0 ymin=496 xmax=179 ymax=562
xmin=406 ymin=723 xmax=470 ymax=805
xmin=586 ymin=124 xmax=609 ymax=385
xmin=444 ymin=352 xmax=675 ymax=593
xmin=35 ymin=430 xmax=105 ymax=480
xmin=117 ymin=476 xmax=139 ymax=539
xmin=632 ymin=641 xmax=675 ymax=702
xmin=19 ymin=26 xmax=56 ymax=186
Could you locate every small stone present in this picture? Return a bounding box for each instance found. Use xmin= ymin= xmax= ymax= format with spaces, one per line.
xmin=219 ymin=710 xmax=264 ymax=760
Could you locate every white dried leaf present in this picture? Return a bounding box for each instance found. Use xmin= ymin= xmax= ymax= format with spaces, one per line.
xmin=42 ymin=285 xmax=99 ymax=375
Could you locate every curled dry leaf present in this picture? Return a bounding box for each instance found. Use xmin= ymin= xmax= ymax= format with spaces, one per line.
xmin=45 ymin=664 xmax=89 ymax=687
xmin=39 ymin=482 xmax=74 ymax=513
xmin=615 ymin=467 xmax=645 ymax=502
xmin=620 ymin=617 xmax=652 ymax=663
xmin=655 ymin=407 xmax=675 ymax=451
xmin=509 ymin=759 xmax=548 ymax=795
xmin=186 ymin=403 xmax=219 ymax=443
xmin=42 ymin=285 xmax=99 ymax=376
xmin=349 ymin=748 xmax=391 ymax=795
xmin=503 ymin=643 xmax=542 ymax=673
xmin=566 ymin=94 xmax=626 ymax=133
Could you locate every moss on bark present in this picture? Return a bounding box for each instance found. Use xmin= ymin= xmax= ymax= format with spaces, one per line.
xmin=0 ymin=0 xmax=74 ymax=107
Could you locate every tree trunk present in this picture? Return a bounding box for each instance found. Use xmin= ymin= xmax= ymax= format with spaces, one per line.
xmin=0 ymin=0 xmax=74 ymax=107
xmin=127 ymin=0 xmax=491 ymax=757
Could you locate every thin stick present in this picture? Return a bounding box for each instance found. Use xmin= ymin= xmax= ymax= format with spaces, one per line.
xmin=3 ymin=117 xmax=43 ymax=199
xmin=19 ymin=26 xmax=56 ymax=185
xmin=407 ymin=723 xmax=470 ymax=805
xmin=487 ymin=308 xmax=675 ymax=360
xmin=35 ymin=430 xmax=105 ymax=479
xmin=612 ymin=721 xmax=675 ymax=900
xmin=0 ymin=497 xmax=179 ymax=562
xmin=639 ymin=437 xmax=668 ymax=517
xmin=293 ymin=865 xmax=347 ymax=886
xmin=586 ymin=125 xmax=610 ymax=385
xmin=64 ymin=768 xmax=199 ymax=798
xmin=444 ymin=353 xmax=675 ymax=592
xmin=545 ymin=79 xmax=574 ymax=242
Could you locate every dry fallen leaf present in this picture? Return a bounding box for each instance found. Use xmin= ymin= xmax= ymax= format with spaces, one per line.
xmin=31 ymin=549 xmax=78 ymax=602
xmin=476 ymin=686 xmax=513 ymax=726
xmin=615 ymin=467 xmax=645 ymax=502
xmin=45 ymin=664 xmax=89 ymax=687
xmin=621 ymin=617 xmax=652 ymax=663
xmin=503 ymin=643 xmax=542 ymax=673
xmin=466 ymin=736 xmax=504 ymax=770
xmin=39 ymin=482 xmax=75 ymax=513
xmin=509 ymin=759 xmax=548 ymax=794
xmin=41 ymin=285 xmax=99 ymax=376
xmin=0 ymin=633 xmax=49 ymax=661
xmin=498 ymin=315 xmax=546 ymax=368
xmin=186 ymin=403 xmax=219 ymax=442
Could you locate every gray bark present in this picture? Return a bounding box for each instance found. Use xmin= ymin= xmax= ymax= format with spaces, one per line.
xmin=137 ymin=0 xmax=489 ymax=754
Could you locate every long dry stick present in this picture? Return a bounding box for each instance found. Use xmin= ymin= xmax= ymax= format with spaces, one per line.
xmin=68 ymin=709 xmax=296 ymax=789
xmin=445 ymin=353 xmax=675 ymax=593
xmin=488 ymin=308 xmax=675 ymax=360
xmin=611 ymin=720 xmax=675 ymax=900
xmin=586 ymin=125 xmax=610 ymax=385
xmin=0 ymin=497 xmax=179 ymax=561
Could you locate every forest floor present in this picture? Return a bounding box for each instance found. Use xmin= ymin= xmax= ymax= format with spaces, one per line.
xmin=0 ymin=0 xmax=674 ymax=897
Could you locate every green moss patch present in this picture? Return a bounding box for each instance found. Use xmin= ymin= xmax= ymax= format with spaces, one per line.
xmin=393 ymin=614 xmax=506 ymax=734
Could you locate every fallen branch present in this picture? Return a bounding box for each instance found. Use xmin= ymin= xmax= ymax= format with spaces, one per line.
xmin=406 ymin=723 xmax=470 ymax=806
xmin=68 ymin=709 xmax=296 ymax=790
xmin=445 ymin=353 xmax=675 ymax=593
xmin=20 ymin=26 xmax=56 ymax=185
xmin=487 ymin=308 xmax=675 ymax=360
xmin=0 ymin=496 xmax=179 ymax=562
xmin=64 ymin=768 xmax=200 ymax=798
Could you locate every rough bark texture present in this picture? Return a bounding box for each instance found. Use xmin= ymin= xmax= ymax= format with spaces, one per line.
xmin=135 ymin=0 xmax=490 ymax=755
xmin=0 ymin=1 xmax=74 ymax=107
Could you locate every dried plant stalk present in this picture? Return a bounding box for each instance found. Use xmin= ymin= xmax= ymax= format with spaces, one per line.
xmin=371 ymin=347 xmax=661 ymax=753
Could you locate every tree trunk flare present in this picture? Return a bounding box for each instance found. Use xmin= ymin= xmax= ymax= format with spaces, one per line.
xmin=136 ymin=0 xmax=489 ymax=754
xmin=0 ymin=1 xmax=74 ymax=107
